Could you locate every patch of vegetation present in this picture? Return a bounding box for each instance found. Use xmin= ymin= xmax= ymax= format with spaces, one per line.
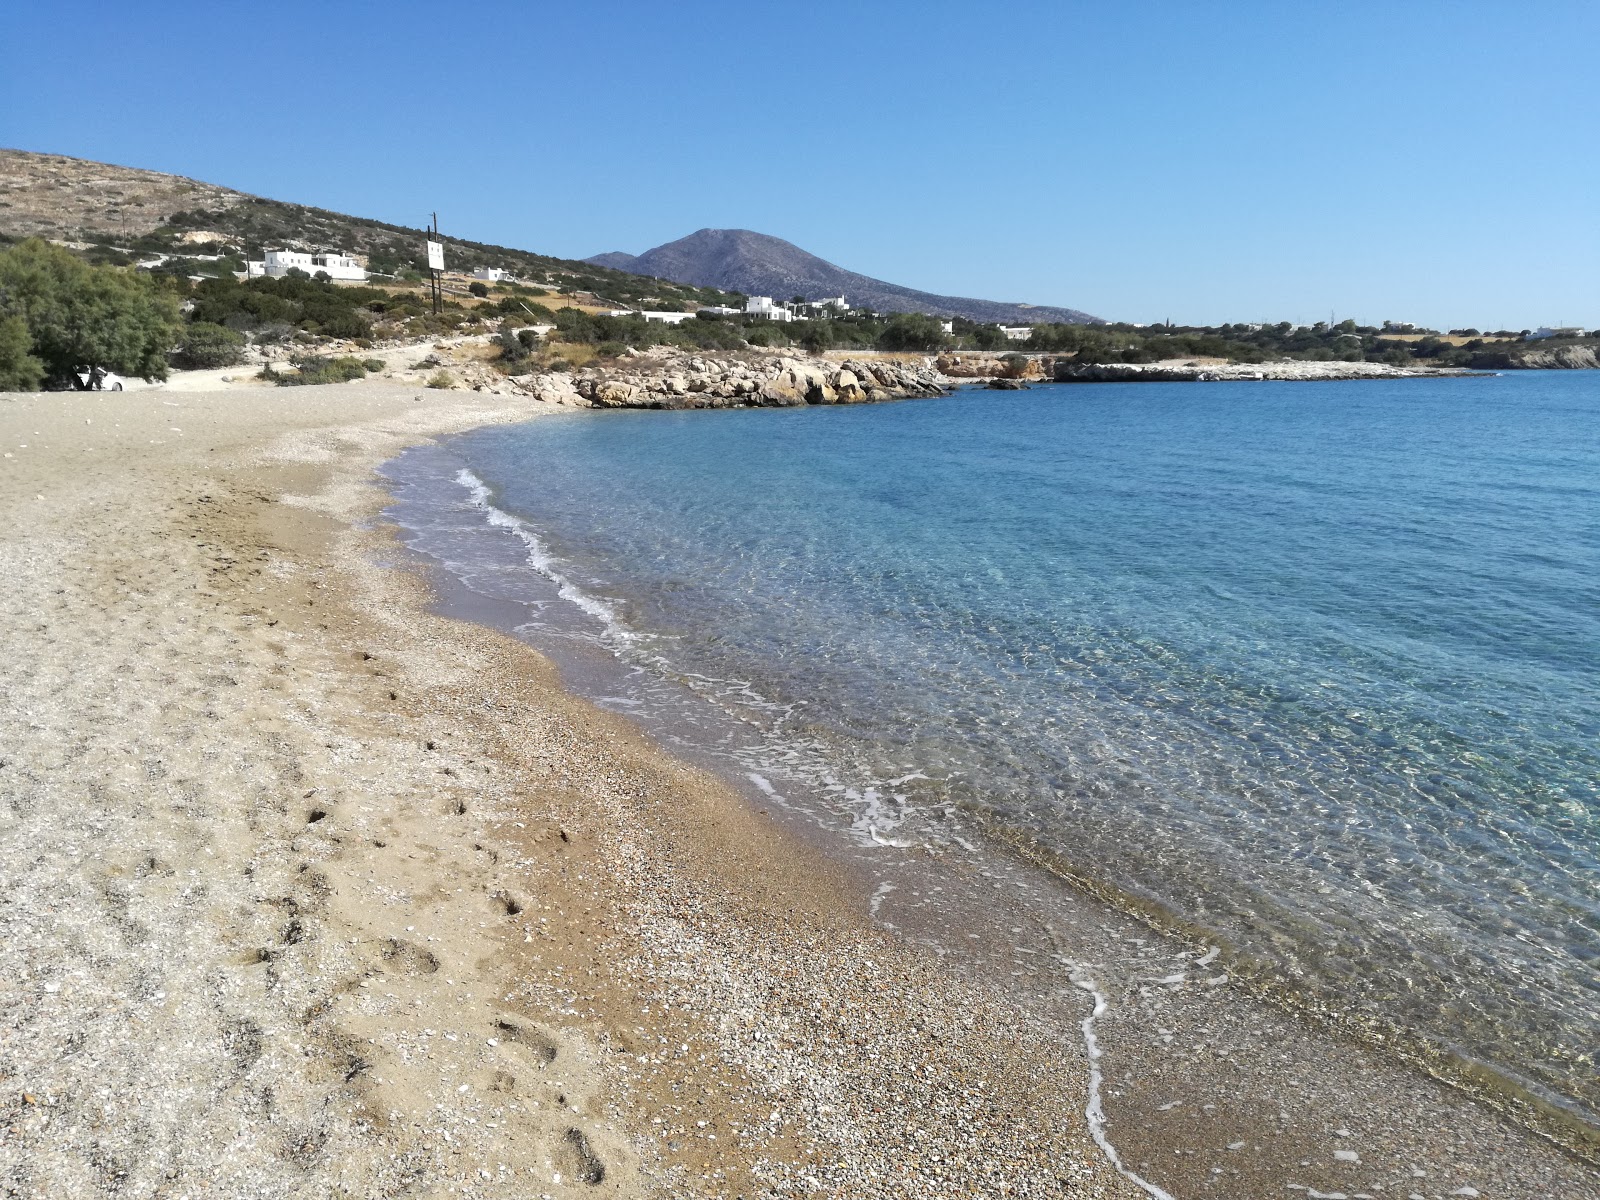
xmin=172 ymin=321 xmax=245 ymax=369
xmin=425 ymin=369 xmax=455 ymax=389
xmin=187 ymin=274 xmax=378 ymax=339
xmin=267 ymin=354 xmax=373 ymax=386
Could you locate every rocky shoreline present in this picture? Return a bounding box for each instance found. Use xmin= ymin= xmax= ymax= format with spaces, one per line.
xmin=508 ymin=352 xmax=946 ymax=410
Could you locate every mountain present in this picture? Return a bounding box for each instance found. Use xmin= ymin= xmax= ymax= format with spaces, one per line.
xmin=0 ymin=149 xmax=742 ymax=311
xmin=587 ymin=228 xmax=1102 ymax=324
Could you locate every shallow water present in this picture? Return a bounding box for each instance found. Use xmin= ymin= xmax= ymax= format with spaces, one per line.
xmin=390 ymin=373 xmax=1600 ymax=1131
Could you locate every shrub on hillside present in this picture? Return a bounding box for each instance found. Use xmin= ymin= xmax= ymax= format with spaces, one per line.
xmin=172 ymin=322 xmax=246 ymax=369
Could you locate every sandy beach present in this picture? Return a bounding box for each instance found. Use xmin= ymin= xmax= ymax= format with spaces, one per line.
xmin=0 ymin=380 xmax=1150 ymax=1199
xmin=2 ymin=379 xmax=1595 ymax=1199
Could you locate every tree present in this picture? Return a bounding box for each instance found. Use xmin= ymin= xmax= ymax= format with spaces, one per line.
xmin=971 ymin=324 xmax=1007 ymax=350
xmin=800 ymin=323 xmax=833 ymax=356
xmin=0 ymin=239 xmax=182 ymax=388
xmin=876 ymin=313 xmax=948 ymax=352
xmin=469 ymin=281 xmax=489 ymax=298
xmin=0 ymin=314 xmax=44 ymax=391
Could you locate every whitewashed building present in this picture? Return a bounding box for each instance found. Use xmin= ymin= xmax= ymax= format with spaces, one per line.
xmin=1000 ymin=325 xmax=1034 ymax=341
xmin=745 ymin=296 xmax=795 ymax=321
xmin=247 ymin=249 xmax=368 ymax=281
xmin=473 ymin=267 xmax=511 ymax=282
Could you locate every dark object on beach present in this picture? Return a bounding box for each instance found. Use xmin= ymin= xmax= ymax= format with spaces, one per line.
xmin=986 ymin=377 xmax=1028 ymax=389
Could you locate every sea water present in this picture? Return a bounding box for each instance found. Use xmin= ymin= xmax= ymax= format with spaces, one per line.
xmin=385 ymin=372 xmax=1599 ymax=1131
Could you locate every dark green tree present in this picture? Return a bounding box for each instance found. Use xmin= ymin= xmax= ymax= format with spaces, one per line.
xmin=876 ymin=313 xmax=948 ymax=352
xmin=0 ymin=239 xmax=182 ymax=387
xmin=0 ymin=313 xmax=44 ymax=391
xmin=800 ymin=323 xmax=833 ymax=355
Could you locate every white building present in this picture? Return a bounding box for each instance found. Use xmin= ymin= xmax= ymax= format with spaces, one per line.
xmin=1527 ymin=326 xmax=1586 ymax=340
xmin=474 ymin=267 xmax=511 ymax=282
xmin=940 ymin=320 xmax=954 ymax=335
xmin=697 ymin=305 xmax=743 ymax=317
xmin=999 ymin=325 xmax=1033 ymax=341
xmin=247 ymin=249 xmax=368 ymax=281
xmin=745 ymin=296 xmax=795 ymax=321
xmin=812 ymin=295 xmax=849 ymax=312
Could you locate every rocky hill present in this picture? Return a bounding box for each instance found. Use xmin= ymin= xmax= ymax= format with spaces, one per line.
xmin=588 ymin=228 xmax=1103 ymax=324
xmin=0 ymin=149 xmax=741 ymax=311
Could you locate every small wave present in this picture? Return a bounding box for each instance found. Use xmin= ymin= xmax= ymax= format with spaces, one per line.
xmin=455 ymin=469 xmax=629 ymax=635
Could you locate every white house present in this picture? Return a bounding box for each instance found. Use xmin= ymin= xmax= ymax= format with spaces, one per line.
xmin=248 ymin=249 xmax=368 ymax=281
xmin=697 ymin=305 xmax=743 ymax=317
xmin=474 ymin=267 xmax=511 ymax=282
xmin=940 ymin=320 xmax=954 ymax=335
xmin=812 ymin=295 xmax=849 ymax=312
xmin=999 ymin=325 xmax=1033 ymax=341
xmin=1527 ymin=326 xmax=1586 ymax=340
xmin=745 ymin=296 xmax=795 ymax=321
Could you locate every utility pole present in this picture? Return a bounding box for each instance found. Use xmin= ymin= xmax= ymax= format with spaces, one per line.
xmin=429 ymin=213 xmax=443 ymax=315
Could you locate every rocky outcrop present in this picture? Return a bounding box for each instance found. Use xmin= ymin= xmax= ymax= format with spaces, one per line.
xmin=565 ymin=353 xmax=947 ymax=410
xmin=935 ymin=353 xmax=1046 ymax=381
xmin=1515 ymin=345 xmax=1600 ymax=369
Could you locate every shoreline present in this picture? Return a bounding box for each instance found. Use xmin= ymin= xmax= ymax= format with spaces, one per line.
xmin=2 ymin=381 xmax=1595 ymax=1198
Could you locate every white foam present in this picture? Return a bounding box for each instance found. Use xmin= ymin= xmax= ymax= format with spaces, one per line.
xmin=868 ymin=882 xmax=897 ymax=918
xmin=454 ymin=469 xmax=629 ymax=635
xmin=1068 ymin=967 xmax=1179 ymax=1200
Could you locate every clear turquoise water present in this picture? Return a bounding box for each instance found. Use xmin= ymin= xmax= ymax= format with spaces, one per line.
xmin=427 ymin=374 xmax=1600 ymax=1126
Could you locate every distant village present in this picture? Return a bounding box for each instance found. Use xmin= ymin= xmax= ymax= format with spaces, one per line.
xmin=219 ymin=248 xmax=1046 ymax=341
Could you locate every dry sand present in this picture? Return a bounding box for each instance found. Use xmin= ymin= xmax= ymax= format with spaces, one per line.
xmin=1 ymin=379 xmax=1594 ymax=1200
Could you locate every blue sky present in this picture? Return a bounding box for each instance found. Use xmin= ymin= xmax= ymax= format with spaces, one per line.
xmin=4 ymin=1 xmax=1596 ymax=329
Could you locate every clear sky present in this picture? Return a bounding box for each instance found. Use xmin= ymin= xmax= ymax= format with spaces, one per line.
xmin=4 ymin=0 xmax=1596 ymax=329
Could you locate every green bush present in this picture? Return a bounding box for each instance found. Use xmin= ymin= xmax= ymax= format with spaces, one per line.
xmin=468 ymin=281 xmax=489 ymax=298
xmin=361 ymin=357 xmax=385 ymax=372
xmin=274 ymin=355 xmax=371 ymax=386
xmin=426 ymin=370 xmax=455 ymax=389
xmin=172 ymin=322 xmax=245 ymax=369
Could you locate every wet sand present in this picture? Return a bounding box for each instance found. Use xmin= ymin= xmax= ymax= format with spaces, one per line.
xmin=0 ymin=379 xmax=1593 ymax=1199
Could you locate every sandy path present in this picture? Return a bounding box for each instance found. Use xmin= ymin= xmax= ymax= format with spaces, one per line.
xmin=0 ymin=382 xmax=1144 ymax=1198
